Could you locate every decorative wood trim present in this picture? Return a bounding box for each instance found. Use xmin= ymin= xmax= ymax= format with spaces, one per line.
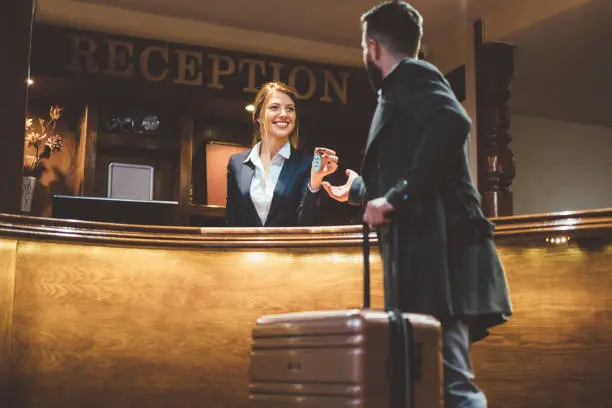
xmin=82 ymin=103 xmax=98 ymax=196
xmin=1 ymin=208 xmax=612 ymax=248
xmin=178 ymin=114 xmax=194 ymax=226
xmin=476 ymin=42 xmax=516 ymax=217
xmin=493 ymin=208 xmax=612 ymax=238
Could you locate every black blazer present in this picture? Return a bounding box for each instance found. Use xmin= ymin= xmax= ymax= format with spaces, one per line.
xmin=348 ymin=59 xmax=512 ymax=340
xmin=226 ymin=146 xmax=321 ymax=227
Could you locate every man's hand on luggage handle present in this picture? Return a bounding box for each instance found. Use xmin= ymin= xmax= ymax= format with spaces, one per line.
xmin=322 ymin=169 xmax=359 ymax=202
xmin=363 ymin=197 xmax=394 ymax=227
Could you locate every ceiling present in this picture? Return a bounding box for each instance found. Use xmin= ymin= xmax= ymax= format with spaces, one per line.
xmin=75 ymin=0 xmax=499 ymax=48
xmin=35 ymin=0 xmax=610 ymax=129
xmin=504 ymin=0 xmax=612 ymax=128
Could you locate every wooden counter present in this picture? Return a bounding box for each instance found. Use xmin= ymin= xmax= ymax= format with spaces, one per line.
xmin=0 ymin=209 xmax=611 ymax=408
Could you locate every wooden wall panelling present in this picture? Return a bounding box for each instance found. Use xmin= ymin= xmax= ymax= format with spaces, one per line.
xmin=0 ymin=239 xmax=17 ymax=408
xmin=472 ymin=239 xmax=612 ymax=408
xmin=179 ymin=114 xmax=194 ymax=225
xmin=2 ymin=234 xmax=610 ymax=408
xmin=1 ymin=209 xmax=611 ymax=407
xmin=8 ymin=240 xmax=384 ymax=407
xmin=82 ymin=104 xmax=99 ymax=196
xmin=0 ymin=0 xmax=33 ymax=213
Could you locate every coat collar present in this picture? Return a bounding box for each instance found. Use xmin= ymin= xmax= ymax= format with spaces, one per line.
xmin=243 ymin=140 xmax=291 ymax=165
xmin=380 ymin=57 xmax=413 ymax=94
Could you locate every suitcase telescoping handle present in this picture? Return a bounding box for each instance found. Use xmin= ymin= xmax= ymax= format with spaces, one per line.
xmin=362 ymin=222 xmax=397 ymax=310
xmin=363 ymin=222 xmax=414 ymax=408
xmin=363 ymin=223 xmax=371 ymax=308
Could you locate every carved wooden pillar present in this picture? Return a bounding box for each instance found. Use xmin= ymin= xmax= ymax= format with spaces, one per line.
xmin=0 ymin=0 xmax=34 ymax=213
xmin=476 ymin=42 xmax=516 ymax=217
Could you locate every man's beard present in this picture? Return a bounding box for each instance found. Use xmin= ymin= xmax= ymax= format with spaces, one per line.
xmin=365 ymin=56 xmax=384 ymax=93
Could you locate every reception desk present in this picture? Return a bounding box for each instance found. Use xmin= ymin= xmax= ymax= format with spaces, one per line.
xmin=0 ymin=209 xmax=611 ymax=407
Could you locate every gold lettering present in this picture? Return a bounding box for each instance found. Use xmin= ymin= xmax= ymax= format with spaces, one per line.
xmin=66 ymin=35 xmax=99 ymax=73
xmin=288 ymin=66 xmax=316 ymax=100
xmin=239 ymin=59 xmax=266 ymax=92
xmin=208 ymin=54 xmax=236 ymax=89
xmin=269 ymin=62 xmax=284 ymax=82
xmin=140 ymin=46 xmax=169 ymax=82
xmin=174 ymin=49 xmax=204 ymax=85
xmin=64 ymin=31 xmax=353 ymax=102
xmin=102 ymin=40 xmax=134 ymax=77
xmin=320 ymin=70 xmax=350 ymax=104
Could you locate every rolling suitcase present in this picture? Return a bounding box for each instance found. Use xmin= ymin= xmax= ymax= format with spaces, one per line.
xmin=248 ymin=224 xmax=444 ymax=407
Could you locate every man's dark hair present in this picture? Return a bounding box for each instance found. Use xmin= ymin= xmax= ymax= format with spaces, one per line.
xmin=361 ymin=1 xmax=423 ymax=57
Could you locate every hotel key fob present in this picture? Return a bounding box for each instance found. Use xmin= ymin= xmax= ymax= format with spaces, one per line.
xmin=313 ymin=148 xmax=323 ymax=172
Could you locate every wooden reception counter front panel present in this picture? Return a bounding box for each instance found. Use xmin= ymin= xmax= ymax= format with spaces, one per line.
xmin=0 ymin=209 xmax=611 ymax=408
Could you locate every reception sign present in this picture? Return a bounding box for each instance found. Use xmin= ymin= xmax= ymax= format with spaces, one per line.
xmin=31 ymin=24 xmax=363 ymax=105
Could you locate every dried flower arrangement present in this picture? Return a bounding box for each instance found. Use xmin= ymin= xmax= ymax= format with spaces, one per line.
xmin=23 ymin=105 xmax=65 ymax=178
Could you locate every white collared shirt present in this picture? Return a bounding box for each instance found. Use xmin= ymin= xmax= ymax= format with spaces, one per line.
xmin=244 ymin=140 xmax=291 ymax=225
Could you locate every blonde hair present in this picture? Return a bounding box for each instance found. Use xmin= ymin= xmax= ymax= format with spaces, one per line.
xmin=251 ymin=81 xmax=299 ymax=147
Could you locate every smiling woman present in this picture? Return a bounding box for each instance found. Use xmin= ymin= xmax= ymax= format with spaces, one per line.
xmin=225 ymin=81 xmax=339 ymax=227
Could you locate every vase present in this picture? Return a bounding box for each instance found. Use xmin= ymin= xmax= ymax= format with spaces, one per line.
xmin=21 ymin=176 xmax=37 ymax=213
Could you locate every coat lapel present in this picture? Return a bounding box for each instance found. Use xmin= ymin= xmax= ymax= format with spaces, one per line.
xmin=238 ymin=160 xmax=263 ymax=227
xmin=265 ymin=150 xmax=300 ymax=226
xmin=364 ymin=60 xmax=409 ymax=157
xmin=364 ymin=99 xmax=393 ymax=157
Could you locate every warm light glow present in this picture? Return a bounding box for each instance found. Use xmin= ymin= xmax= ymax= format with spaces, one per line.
xmin=245 ymin=104 xmax=255 ymax=112
xmin=244 ymin=252 xmax=266 ymax=262
xmin=327 ymin=252 xmax=363 ymax=263
xmin=329 ymin=253 xmax=344 ymax=263
xmin=545 ymin=236 xmax=570 ymax=245
xmin=26 ymin=78 xmax=34 ymax=86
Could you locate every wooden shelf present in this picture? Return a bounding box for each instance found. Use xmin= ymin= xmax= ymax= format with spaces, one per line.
xmin=97 ymin=132 xmax=179 ymax=152
xmin=190 ymin=204 xmax=226 ymax=219
xmin=81 ymin=103 xmax=194 ymax=226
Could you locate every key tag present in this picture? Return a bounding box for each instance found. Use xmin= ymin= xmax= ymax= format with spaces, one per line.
xmin=313 ymin=150 xmax=322 ymax=172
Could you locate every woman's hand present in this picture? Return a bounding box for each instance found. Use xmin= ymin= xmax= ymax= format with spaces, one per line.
xmin=310 ymin=147 xmax=338 ymax=191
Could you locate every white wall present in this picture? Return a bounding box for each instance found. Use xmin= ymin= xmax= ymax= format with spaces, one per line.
xmin=511 ymin=115 xmax=612 ymax=215
xmin=428 ymin=20 xmax=479 ymax=186
xmin=483 ymin=0 xmax=595 ymax=42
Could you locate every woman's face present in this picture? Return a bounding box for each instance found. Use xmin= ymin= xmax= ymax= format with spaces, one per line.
xmin=260 ymin=91 xmax=296 ymax=141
